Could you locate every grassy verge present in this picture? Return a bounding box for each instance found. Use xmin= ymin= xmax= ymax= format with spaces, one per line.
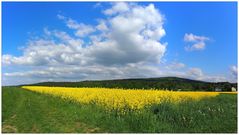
xmin=2 ymin=86 xmax=237 ymax=133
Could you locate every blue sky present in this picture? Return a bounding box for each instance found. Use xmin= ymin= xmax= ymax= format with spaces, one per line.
xmin=2 ymin=2 xmax=238 ymax=85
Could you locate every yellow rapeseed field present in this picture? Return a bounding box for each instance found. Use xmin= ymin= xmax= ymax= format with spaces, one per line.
xmin=22 ymin=86 xmax=236 ymax=110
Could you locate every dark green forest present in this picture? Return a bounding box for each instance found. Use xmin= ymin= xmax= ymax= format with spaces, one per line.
xmin=23 ymin=77 xmax=237 ymax=91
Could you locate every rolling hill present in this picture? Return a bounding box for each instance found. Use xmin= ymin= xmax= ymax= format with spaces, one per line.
xmin=23 ymin=77 xmax=237 ymax=91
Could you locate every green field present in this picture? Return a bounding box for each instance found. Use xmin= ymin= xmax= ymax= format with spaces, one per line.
xmin=2 ymin=86 xmax=237 ymax=133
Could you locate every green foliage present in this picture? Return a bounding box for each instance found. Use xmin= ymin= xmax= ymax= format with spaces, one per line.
xmin=2 ymin=86 xmax=103 ymax=133
xmin=26 ymin=77 xmax=237 ymax=91
xmin=2 ymin=87 xmax=237 ymax=133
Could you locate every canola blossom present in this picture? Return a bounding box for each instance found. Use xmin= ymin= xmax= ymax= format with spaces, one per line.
xmin=22 ymin=86 xmax=236 ymax=110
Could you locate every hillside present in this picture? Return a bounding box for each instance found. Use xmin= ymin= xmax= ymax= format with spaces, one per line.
xmin=24 ymin=77 xmax=237 ymax=91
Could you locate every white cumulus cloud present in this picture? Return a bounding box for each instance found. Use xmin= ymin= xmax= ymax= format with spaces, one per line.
xmin=103 ymin=2 xmax=129 ymax=15
xmin=2 ymin=2 xmax=168 ymax=85
xmin=2 ymin=2 xmax=233 ymax=86
xmin=230 ymin=65 xmax=237 ymax=80
xmin=184 ymin=33 xmax=210 ymax=51
xmin=58 ymin=15 xmax=95 ymax=37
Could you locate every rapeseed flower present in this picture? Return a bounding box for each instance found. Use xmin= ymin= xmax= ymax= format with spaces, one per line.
xmin=22 ymin=86 xmax=236 ymax=110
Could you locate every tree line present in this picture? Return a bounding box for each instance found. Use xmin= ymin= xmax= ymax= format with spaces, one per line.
xmin=25 ymin=77 xmax=237 ymax=92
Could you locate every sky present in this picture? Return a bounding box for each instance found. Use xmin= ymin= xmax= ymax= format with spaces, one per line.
xmin=2 ymin=2 xmax=238 ymax=86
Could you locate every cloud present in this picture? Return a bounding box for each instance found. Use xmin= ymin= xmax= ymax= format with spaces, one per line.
xmin=2 ymin=2 xmax=169 ymax=85
xmin=2 ymin=2 xmax=231 ymax=85
xmin=187 ymin=68 xmax=203 ymax=78
xmin=3 ymin=2 xmax=166 ymax=67
xmin=3 ymin=61 xmax=228 ymax=86
xmin=96 ymin=19 xmax=108 ymax=31
xmin=184 ymin=33 xmax=209 ymax=42
xmin=58 ymin=15 xmax=95 ymax=37
xmin=161 ymin=64 xmax=227 ymax=82
xmin=3 ymin=63 xmax=165 ymax=85
xmin=230 ymin=65 xmax=237 ymax=80
xmin=93 ymin=2 xmax=102 ymax=8
xmin=103 ymin=2 xmax=129 ymax=15
xmin=184 ymin=67 xmax=227 ymax=82
xmin=166 ymin=62 xmax=185 ymax=70
xmin=184 ymin=33 xmax=210 ymax=51
xmin=2 ymin=36 xmax=85 ymax=66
